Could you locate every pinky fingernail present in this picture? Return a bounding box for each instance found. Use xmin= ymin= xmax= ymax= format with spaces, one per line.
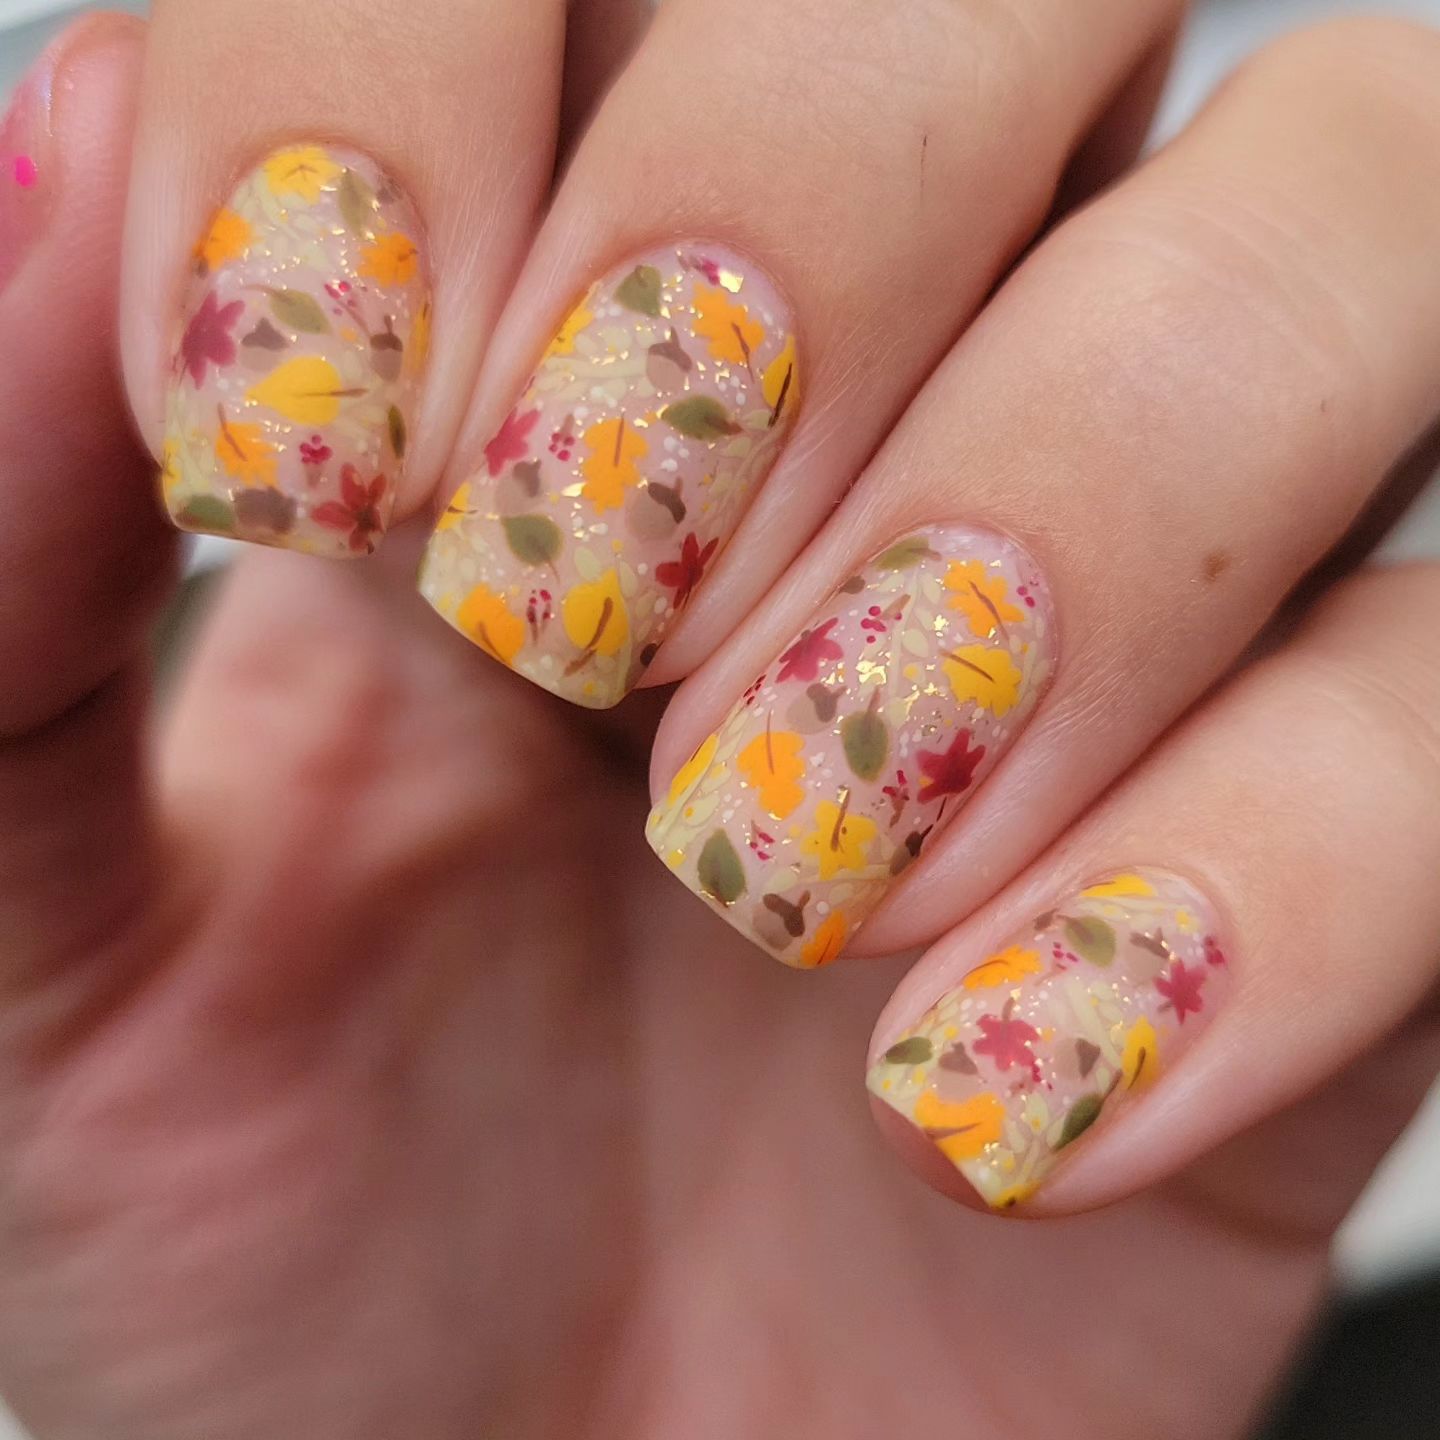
xmin=0 ymin=39 xmax=56 ymax=295
xmin=867 ymin=869 xmax=1232 ymax=1210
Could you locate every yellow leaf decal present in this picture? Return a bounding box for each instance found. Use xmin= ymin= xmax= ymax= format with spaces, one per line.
xmin=1081 ymin=873 xmax=1157 ymax=900
xmin=942 ymin=644 xmax=1023 ymax=717
xmin=579 ymin=418 xmax=648 ymax=512
xmin=761 ymin=333 xmax=799 ymax=423
xmin=736 ymin=724 xmax=806 ymax=819
xmin=435 ymin=481 xmax=472 ymax=533
xmin=990 ymin=1181 xmax=1039 ymax=1211
xmin=160 ymin=439 xmax=181 ymax=500
xmin=407 ymin=300 xmax=432 ymax=376
xmin=961 ymin=944 xmax=1043 ymax=990
xmin=247 ymin=357 xmax=358 ymax=427
xmin=263 ymin=146 xmax=342 ymax=203
xmin=457 ymin=585 xmax=525 ymax=667
xmin=196 ymin=208 xmax=251 ymax=270
xmin=664 ymin=732 xmax=719 ymax=810
xmin=800 ymin=911 xmax=848 ymax=969
xmin=799 ymin=798 xmax=877 ymax=880
xmin=214 ymin=415 xmax=278 ymax=487
xmin=1121 ymin=1017 xmax=1160 ymax=1090
xmin=944 ymin=560 xmax=1024 ymax=640
xmin=914 ymin=1090 xmax=1006 ymax=1164
xmin=359 ymin=232 xmax=420 ymax=288
xmin=692 ymin=283 xmax=765 ymax=367
xmin=561 ymin=570 xmax=629 ymax=667
xmin=543 ymin=299 xmax=594 ymax=361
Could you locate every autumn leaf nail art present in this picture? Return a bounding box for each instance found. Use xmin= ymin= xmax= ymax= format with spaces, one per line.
xmin=419 ymin=244 xmax=799 ymax=708
xmin=646 ymin=525 xmax=1055 ymax=966
xmin=868 ymin=870 xmax=1231 ymax=1209
xmin=160 ymin=146 xmax=430 ymax=556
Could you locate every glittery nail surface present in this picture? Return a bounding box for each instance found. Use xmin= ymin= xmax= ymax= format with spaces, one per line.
xmin=646 ymin=525 xmax=1054 ymax=966
xmin=161 ymin=146 xmax=430 ymax=556
xmin=868 ymin=870 xmax=1232 ymax=1209
xmin=419 ymin=244 xmax=798 ymax=708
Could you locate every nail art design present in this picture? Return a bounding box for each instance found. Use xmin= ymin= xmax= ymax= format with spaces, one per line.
xmin=419 ymin=244 xmax=798 ymax=707
xmin=868 ymin=870 xmax=1231 ymax=1209
xmin=161 ymin=146 xmax=430 ymax=556
xmin=0 ymin=44 xmax=55 ymax=296
xmin=646 ymin=526 xmax=1054 ymax=965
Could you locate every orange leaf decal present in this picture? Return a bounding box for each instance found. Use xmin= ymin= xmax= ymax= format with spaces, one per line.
xmin=692 ymin=283 xmax=765 ymax=367
xmin=800 ymin=911 xmax=848 ymax=969
xmin=736 ymin=720 xmax=806 ymax=819
xmin=214 ymin=408 xmax=278 ymax=487
xmin=944 ymin=560 xmax=1025 ymax=640
xmin=580 ymin=417 xmax=648 ymax=512
xmin=961 ymin=944 xmax=1043 ymax=990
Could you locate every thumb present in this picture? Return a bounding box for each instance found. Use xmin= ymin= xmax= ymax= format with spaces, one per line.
xmin=0 ymin=16 xmax=175 ymax=985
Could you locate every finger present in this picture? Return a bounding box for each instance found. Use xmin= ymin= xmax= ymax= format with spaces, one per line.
xmin=558 ymin=0 xmax=654 ymax=156
xmin=121 ymin=0 xmax=566 ymax=556
xmin=419 ymin=0 xmax=1183 ymax=706
xmin=868 ymin=561 xmax=1440 ymax=1215
xmin=647 ymin=16 xmax=1440 ymax=965
xmin=0 ymin=18 xmax=174 ymax=978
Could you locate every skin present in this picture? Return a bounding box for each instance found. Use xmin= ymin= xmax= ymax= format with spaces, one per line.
xmin=0 ymin=7 xmax=1437 ymax=1440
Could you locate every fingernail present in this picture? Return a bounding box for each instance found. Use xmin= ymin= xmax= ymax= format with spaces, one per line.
xmin=868 ymin=870 xmax=1232 ymax=1209
xmin=646 ymin=525 xmax=1054 ymax=964
xmin=419 ymin=244 xmax=799 ymax=708
xmin=0 ymin=41 xmax=58 ymax=295
xmin=161 ymin=146 xmax=430 ymax=555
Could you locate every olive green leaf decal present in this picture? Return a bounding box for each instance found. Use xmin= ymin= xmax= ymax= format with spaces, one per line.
xmin=1056 ymin=1093 xmax=1104 ymax=1150
xmin=697 ymin=831 xmax=746 ymax=906
xmin=337 ymin=168 xmax=378 ymax=238
xmin=661 ymin=396 xmax=742 ymax=442
xmin=502 ymin=514 xmax=562 ymax=568
xmin=882 ymin=1037 xmax=933 ymax=1065
xmin=840 ymin=691 xmax=889 ymax=782
xmin=388 ymin=405 xmax=407 ymax=459
xmin=175 ymin=495 xmax=236 ymax=534
xmin=265 ymin=288 xmax=331 ymax=335
xmin=616 ymin=264 xmax=663 ymax=317
xmin=874 ymin=536 xmax=937 ymax=571
xmin=1064 ymin=916 xmax=1117 ymax=967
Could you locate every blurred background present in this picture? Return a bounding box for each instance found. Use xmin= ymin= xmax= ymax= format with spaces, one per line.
xmin=0 ymin=0 xmax=1438 ymax=1435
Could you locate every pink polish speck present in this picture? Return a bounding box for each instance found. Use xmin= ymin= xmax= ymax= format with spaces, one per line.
xmin=12 ymin=156 xmax=37 ymax=189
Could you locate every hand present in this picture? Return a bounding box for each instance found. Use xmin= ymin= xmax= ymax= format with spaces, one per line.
xmin=0 ymin=6 xmax=1437 ymax=1439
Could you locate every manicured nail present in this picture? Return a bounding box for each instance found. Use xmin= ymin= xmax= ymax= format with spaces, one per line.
xmin=419 ymin=244 xmax=798 ymax=708
xmin=0 ymin=42 xmax=57 ymax=295
xmin=646 ymin=525 xmax=1054 ymax=964
xmin=868 ymin=870 xmax=1231 ymax=1209
xmin=161 ymin=146 xmax=430 ymax=555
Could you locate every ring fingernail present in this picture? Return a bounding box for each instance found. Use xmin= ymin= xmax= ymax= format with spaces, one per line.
xmin=419 ymin=244 xmax=799 ymax=708
xmin=868 ymin=869 xmax=1232 ymax=1209
xmin=646 ymin=525 xmax=1054 ymax=965
xmin=161 ymin=145 xmax=430 ymax=555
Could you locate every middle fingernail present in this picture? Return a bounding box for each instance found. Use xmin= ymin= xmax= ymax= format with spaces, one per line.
xmin=646 ymin=525 xmax=1055 ymax=966
xmin=419 ymin=243 xmax=799 ymax=708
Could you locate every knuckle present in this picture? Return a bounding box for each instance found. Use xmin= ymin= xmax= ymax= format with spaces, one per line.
xmin=1290 ymin=564 xmax=1440 ymax=796
xmin=1241 ymin=16 xmax=1440 ymax=141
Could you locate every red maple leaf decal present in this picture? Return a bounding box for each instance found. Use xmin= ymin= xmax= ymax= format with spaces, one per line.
xmin=776 ymin=617 xmax=843 ymax=684
xmin=973 ymin=1012 xmax=1041 ymax=1080
xmin=916 ymin=730 xmax=987 ymax=804
xmin=656 ymin=532 xmax=719 ymax=610
xmin=1155 ymin=960 xmax=1207 ymax=1023
xmin=179 ymin=291 xmax=245 ymax=386
xmin=484 ymin=407 xmax=540 ymax=477
xmin=312 ymin=465 xmax=387 ymax=554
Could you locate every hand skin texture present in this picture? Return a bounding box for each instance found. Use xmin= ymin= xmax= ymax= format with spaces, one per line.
xmin=0 ymin=8 xmax=1438 ymax=1440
